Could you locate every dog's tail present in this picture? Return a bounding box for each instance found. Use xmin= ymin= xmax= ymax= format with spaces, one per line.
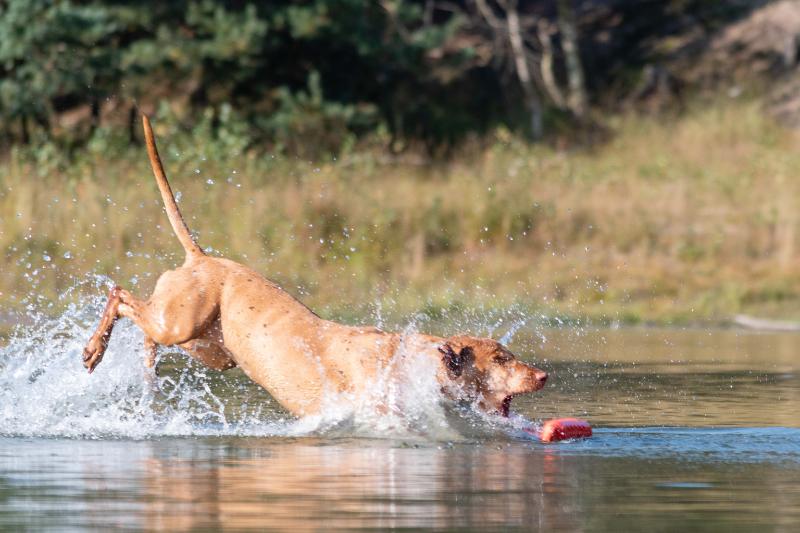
xmin=141 ymin=115 xmax=204 ymax=257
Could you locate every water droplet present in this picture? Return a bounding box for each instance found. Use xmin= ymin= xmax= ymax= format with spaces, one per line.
xmin=206 ymin=179 xmax=214 ymax=185
xmin=43 ymin=254 xmax=51 ymax=262
xmin=62 ymin=251 xmax=71 ymax=259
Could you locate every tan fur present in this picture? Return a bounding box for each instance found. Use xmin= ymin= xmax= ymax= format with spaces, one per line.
xmin=82 ymin=115 xmax=547 ymax=417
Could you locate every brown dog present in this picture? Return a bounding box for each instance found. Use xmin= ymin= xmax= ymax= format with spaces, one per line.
xmin=82 ymin=116 xmax=548 ymax=417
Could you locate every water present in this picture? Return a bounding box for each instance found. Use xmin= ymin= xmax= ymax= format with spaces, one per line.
xmin=0 ymin=294 xmax=798 ymax=530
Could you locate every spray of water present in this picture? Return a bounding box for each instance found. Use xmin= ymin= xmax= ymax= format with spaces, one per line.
xmin=0 ymin=278 xmax=540 ymax=441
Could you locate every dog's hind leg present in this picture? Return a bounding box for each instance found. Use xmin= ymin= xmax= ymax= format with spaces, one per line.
xmin=83 ymin=286 xmax=160 ymax=373
xmin=82 ymin=286 xmax=125 ymax=373
xmin=144 ymin=335 xmax=158 ymax=369
xmin=82 ymin=285 xmax=193 ymax=373
xmin=141 ymin=335 xmax=161 ymax=390
xmin=178 ymin=318 xmax=236 ymax=371
xmin=180 ymin=339 xmax=237 ymax=371
xmin=84 ymin=268 xmax=222 ymax=373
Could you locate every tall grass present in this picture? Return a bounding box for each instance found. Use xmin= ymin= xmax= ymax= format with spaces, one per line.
xmin=3 ymin=98 xmax=800 ymax=326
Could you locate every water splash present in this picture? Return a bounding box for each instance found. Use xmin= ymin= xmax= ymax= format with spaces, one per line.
xmin=2 ymin=280 xmax=247 ymax=438
xmin=0 ymin=280 xmax=536 ymax=441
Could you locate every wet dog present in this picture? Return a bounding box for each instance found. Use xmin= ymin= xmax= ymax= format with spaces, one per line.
xmin=82 ymin=116 xmax=548 ymax=417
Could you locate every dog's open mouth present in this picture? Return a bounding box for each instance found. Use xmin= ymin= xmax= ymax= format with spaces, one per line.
xmin=500 ymin=395 xmax=513 ymax=417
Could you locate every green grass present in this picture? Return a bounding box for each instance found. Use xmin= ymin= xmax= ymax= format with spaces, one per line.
xmin=3 ymin=97 xmax=800 ymax=327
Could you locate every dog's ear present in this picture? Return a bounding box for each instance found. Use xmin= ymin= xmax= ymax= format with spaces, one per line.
xmin=438 ymin=344 xmax=474 ymax=378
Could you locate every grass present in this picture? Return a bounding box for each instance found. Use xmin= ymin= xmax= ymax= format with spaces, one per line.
xmin=3 ymin=97 xmax=800 ymax=328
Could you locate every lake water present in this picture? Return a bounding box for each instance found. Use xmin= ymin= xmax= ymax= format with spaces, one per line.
xmin=0 ymin=298 xmax=798 ymax=531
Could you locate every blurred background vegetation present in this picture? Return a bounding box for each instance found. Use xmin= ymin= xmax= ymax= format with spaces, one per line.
xmin=3 ymin=0 xmax=800 ymax=326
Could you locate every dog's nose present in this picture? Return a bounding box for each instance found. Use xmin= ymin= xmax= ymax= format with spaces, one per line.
xmin=535 ymin=371 xmax=548 ymax=383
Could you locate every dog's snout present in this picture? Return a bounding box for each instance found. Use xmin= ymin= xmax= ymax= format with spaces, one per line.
xmin=535 ymin=370 xmax=548 ymax=383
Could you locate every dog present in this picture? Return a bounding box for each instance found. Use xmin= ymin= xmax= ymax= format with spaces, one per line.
xmin=82 ymin=116 xmax=548 ymax=417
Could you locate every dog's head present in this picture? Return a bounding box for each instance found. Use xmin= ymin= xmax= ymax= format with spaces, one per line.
xmin=437 ymin=335 xmax=547 ymax=417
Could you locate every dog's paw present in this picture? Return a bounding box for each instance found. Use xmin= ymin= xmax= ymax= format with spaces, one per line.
xmin=82 ymin=337 xmax=106 ymax=374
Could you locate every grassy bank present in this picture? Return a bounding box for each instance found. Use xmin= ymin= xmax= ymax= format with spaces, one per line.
xmin=3 ymin=98 xmax=800 ymax=327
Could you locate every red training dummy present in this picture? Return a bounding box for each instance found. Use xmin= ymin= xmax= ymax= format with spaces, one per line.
xmin=530 ymin=418 xmax=593 ymax=442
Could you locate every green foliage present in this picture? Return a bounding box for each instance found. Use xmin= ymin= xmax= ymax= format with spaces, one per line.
xmin=0 ymin=1 xmax=122 ymax=127
xmin=259 ymin=71 xmax=378 ymax=157
xmin=0 ymin=0 xmax=497 ymax=154
xmin=0 ymin=0 xmax=764 ymax=156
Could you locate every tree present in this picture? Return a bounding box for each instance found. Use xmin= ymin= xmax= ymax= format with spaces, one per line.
xmin=464 ymin=0 xmax=590 ymax=138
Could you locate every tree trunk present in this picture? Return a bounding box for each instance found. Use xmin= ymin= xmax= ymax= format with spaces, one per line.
xmin=527 ymin=91 xmax=544 ymax=141
xmin=506 ymin=1 xmax=543 ymax=139
xmin=557 ymin=0 xmax=588 ymax=119
xmin=537 ymin=21 xmax=567 ymax=108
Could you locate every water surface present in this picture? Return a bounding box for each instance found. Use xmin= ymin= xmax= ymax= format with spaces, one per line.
xmin=0 ymin=302 xmax=798 ymax=531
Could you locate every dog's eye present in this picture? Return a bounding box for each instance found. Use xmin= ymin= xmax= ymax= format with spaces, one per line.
xmin=493 ymin=354 xmax=512 ymax=365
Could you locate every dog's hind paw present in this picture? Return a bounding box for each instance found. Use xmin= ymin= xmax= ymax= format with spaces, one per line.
xmin=82 ymin=337 xmax=107 ymax=374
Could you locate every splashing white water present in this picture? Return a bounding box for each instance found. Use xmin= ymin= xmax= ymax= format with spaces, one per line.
xmin=0 ymin=277 xmax=286 ymax=438
xmin=0 ymin=280 xmax=539 ymax=441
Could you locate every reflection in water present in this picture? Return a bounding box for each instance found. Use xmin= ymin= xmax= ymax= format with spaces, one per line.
xmin=147 ymin=446 xmax=574 ymax=529
xmin=1 ymin=437 xmax=798 ymax=531
xmin=2 ymin=320 xmax=800 ymax=530
xmin=1 ymin=439 xmax=579 ymax=531
xmin=139 ymin=441 xmax=583 ymax=530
